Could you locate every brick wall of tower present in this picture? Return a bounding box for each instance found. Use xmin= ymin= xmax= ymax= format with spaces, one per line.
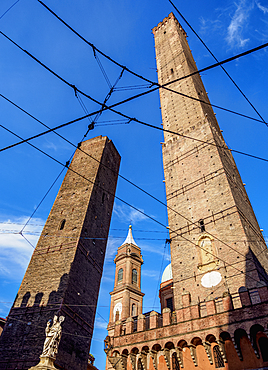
xmin=0 ymin=136 xmax=120 ymax=370
xmin=152 ymin=13 xmax=268 ymax=309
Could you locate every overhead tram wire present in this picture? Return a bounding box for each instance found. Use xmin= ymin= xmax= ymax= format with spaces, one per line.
xmin=0 ymin=122 xmax=264 ymax=290
xmin=0 ymin=0 xmax=21 ymax=20
xmin=1 ymin=30 xmax=268 ymax=133
xmin=0 ymin=22 xmax=266 ymax=271
xmin=35 ymin=0 xmax=268 ymax=126
xmin=0 ymin=121 xmax=168 ymax=230
xmin=92 ymin=48 xmax=112 ymax=89
xmin=22 ymin=69 xmax=124 ymax=229
xmin=2 ymin=224 xmax=268 ymax=239
xmin=0 ymin=230 xmax=167 ymax=241
xmin=1 ymin=90 xmax=268 ymax=263
xmin=5 ymin=172 xmax=263 ymax=308
xmin=2 ymin=228 xmax=267 ymax=244
xmin=1 ymin=33 xmax=268 ymax=152
xmin=2 ymin=102 xmax=260 ymax=312
xmin=1 ymin=91 xmax=268 ymax=260
xmin=20 ymin=227 xmax=263 ymax=291
xmin=4 ymin=210 xmax=267 ymax=300
xmin=2 ymin=65 xmax=123 ymax=231
xmin=20 ymin=168 xmax=65 ymax=233
xmin=1 ymin=91 xmax=268 ymax=262
xmin=0 ymin=121 xmax=173 ymax=304
xmin=36 ymin=0 xmax=153 ymax=85
xmin=168 ymin=0 xmax=267 ymax=126
xmin=0 ymin=116 xmax=258 ymax=270
xmin=1 ymin=96 xmax=268 ymax=164
xmin=74 ymin=65 xmax=124 ymax=139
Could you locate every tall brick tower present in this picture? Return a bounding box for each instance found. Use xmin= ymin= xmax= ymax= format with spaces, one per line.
xmin=104 ymin=14 xmax=268 ymax=370
xmin=153 ymin=13 xmax=268 ymax=308
xmin=0 ymin=136 xmax=120 ymax=370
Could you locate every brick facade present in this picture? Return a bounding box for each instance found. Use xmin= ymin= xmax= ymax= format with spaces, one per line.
xmin=0 ymin=136 xmax=120 ymax=370
xmin=105 ymin=14 xmax=268 ymax=370
xmin=106 ymin=287 xmax=268 ymax=370
xmin=153 ymin=13 xmax=268 ymax=308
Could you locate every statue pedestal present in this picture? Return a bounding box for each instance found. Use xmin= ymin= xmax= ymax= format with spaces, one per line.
xmin=28 ymin=356 xmax=57 ymax=370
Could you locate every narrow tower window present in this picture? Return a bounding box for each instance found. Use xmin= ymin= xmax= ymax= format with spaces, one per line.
xmin=59 ymin=219 xmax=66 ymax=230
xmin=118 ymin=268 xmax=123 ymax=283
xmin=132 ymin=269 xmax=137 ymax=284
xmin=132 ymin=303 xmax=137 ymax=316
xmin=199 ymin=219 xmax=205 ymax=232
xmin=213 ymin=345 xmax=224 ymax=368
xmin=115 ymin=310 xmax=119 ymax=321
xmin=166 ymin=297 xmax=174 ymax=312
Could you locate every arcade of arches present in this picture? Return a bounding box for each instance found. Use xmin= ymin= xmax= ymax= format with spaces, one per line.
xmin=107 ymin=325 xmax=268 ymax=370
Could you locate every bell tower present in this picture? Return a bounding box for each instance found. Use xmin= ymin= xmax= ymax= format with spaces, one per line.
xmin=108 ymin=226 xmax=144 ymax=325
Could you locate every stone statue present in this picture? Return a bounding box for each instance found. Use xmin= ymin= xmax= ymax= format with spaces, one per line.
xmin=41 ymin=315 xmax=65 ymax=360
xmin=197 ymin=234 xmax=219 ymax=272
xmin=200 ymin=237 xmax=214 ymax=264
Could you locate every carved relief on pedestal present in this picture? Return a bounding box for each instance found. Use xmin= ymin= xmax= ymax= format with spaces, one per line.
xmin=197 ymin=234 xmax=219 ymax=273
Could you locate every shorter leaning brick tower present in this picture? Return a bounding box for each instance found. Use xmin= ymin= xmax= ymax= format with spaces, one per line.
xmin=105 ymin=14 xmax=268 ymax=370
xmin=0 ymin=136 xmax=120 ymax=370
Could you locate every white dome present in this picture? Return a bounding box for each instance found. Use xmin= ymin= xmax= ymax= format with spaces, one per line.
xmin=161 ymin=263 xmax=173 ymax=283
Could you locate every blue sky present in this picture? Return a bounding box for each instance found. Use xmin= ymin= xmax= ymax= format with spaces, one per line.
xmin=0 ymin=0 xmax=268 ymax=368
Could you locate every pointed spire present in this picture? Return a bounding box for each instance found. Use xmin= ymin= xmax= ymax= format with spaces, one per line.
xmin=122 ymin=225 xmax=138 ymax=246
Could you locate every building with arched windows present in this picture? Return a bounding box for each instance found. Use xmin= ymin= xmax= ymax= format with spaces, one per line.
xmin=105 ymin=13 xmax=268 ymax=370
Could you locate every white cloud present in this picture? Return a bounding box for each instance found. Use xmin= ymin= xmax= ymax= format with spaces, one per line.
xmin=94 ymin=317 xmax=108 ymax=329
xmin=43 ymin=140 xmax=58 ymax=151
xmin=140 ymin=243 xmax=170 ymax=260
xmin=142 ymin=269 xmax=160 ymax=280
xmin=199 ymin=16 xmax=222 ymax=36
xmin=105 ymin=236 xmax=119 ymax=261
xmin=101 ymin=274 xmax=114 ymax=283
xmin=113 ymin=203 xmax=148 ymax=224
xmin=256 ymin=1 xmax=268 ymax=13
xmin=226 ymin=0 xmax=253 ymax=48
xmin=0 ymin=216 xmax=43 ymax=279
